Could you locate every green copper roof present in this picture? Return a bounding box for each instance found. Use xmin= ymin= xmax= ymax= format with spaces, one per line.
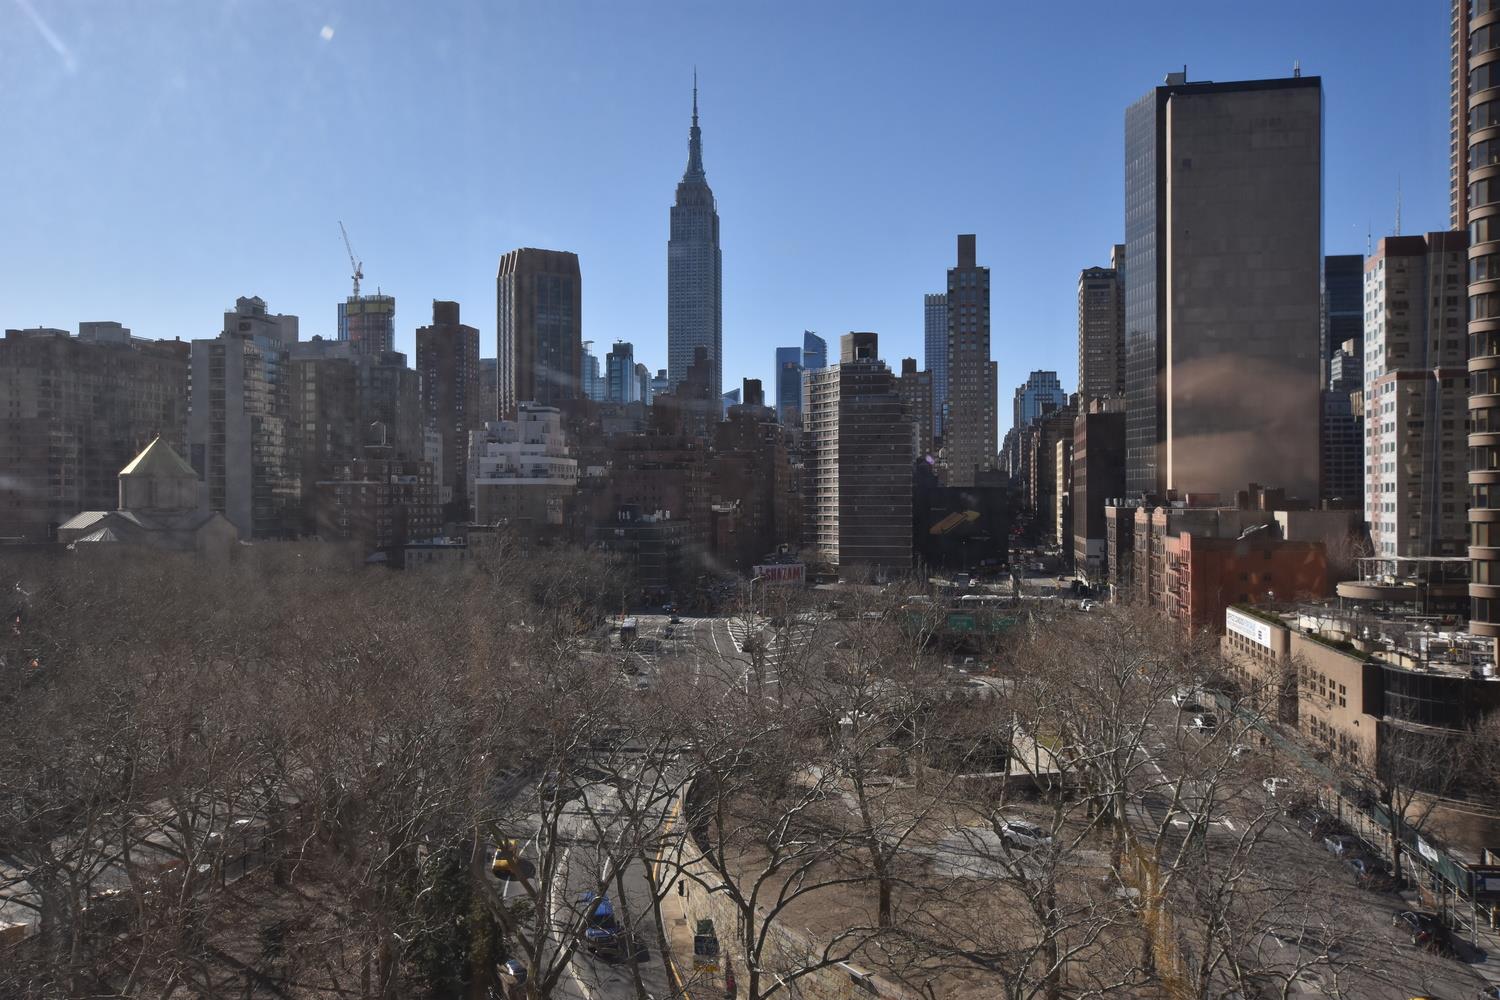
xmin=119 ymin=437 xmax=198 ymax=479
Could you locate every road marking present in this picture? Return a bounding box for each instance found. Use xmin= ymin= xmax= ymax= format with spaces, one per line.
xmin=552 ymin=844 xmax=596 ymax=1000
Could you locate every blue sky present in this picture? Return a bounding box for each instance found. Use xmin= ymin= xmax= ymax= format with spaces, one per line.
xmin=1 ymin=1 xmax=1450 ymax=434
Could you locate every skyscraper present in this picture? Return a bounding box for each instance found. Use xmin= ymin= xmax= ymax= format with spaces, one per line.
xmin=1364 ymin=234 xmax=1470 ymax=559
xmin=923 ymin=293 xmax=949 ymax=438
xmin=338 ymin=293 xmax=396 ymax=355
xmin=774 ymin=345 xmax=803 ymax=425
xmin=1124 ymin=72 xmax=1322 ymax=501
xmin=188 ymin=296 xmax=299 ymax=539
xmin=606 ymin=341 xmax=639 ymax=404
xmin=1013 ymin=370 xmax=1068 ymax=429
xmin=1322 ymin=255 xmax=1365 ymax=375
xmin=802 ymin=333 xmax=913 ymax=576
xmin=1457 ymin=1 xmax=1500 ymax=651
xmin=897 ymin=358 xmax=934 ymax=459
xmin=581 ymin=343 xmax=605 ymax=402
xmin=943 ymin=235 xmax=997 ymax=487
xmin=667 ymin=76 xmax=723 ymax=398
xmin=416 ymin=300 xmax=481 ymax=520
xmin=496 ymin=248 xmax=583 ymax=418
xmin=802 ymin=331 xmax=827 ymax=373
xmin=1078 ymin=247 xmax=1125 ymax=402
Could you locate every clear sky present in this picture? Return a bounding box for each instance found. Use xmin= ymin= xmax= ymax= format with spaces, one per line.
xmin=1 ymin=1 xmax=1450 ymax=434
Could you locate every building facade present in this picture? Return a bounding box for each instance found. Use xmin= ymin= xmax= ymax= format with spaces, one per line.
xmin=187 ymin=297 xmax=300 ymax=539
xmin=923 ymin=293 xmax=949 ymax=438
xmin=468 ymin=403 xmax=579 ymax=538
xmin=897 ymin=358 xmax=935 ymax=460
xmin=775 ymin=345 xmax=803 ymax=425
xmin=338 ymin=293 xmax=396 ymax=355
xmin=1323 ymin=254 xmax=1365 ymax=379
xmin=802 ymin=333 xmax=913 ymax=576
xmin=944 ymin=235 xmax=997 ymax=487
xmin=1013 ymin=370 xmax=1069 ymax=430
xmin=1078 ymin=247 xmax=1125 ymax=402
xmin=1124 ymin=73 xmax=1322 ymax=501
xmin=712 ymin=382 xmax=795 ymax=572
xmin=316 ymin=446 xmax=440 ymax=556
xmin=802 ymin=331 xmax=827 ymax=376
xmin=1461 ymin=0 xmax=1500 ymax=651
xmin=606 ymin=341 xmax=639 ymax=404
xmin=581 ymin=343 xmax=606 ymax=402
xmin=1364 ymin=234 xmax=1469 ymax=558
xmin=496 ymin=247 xmax=583 ymax=417
xmin=1072 ymin=404 xmax=1127 ymax=581
xmin=667 ymin=81 xmax=723 ymax=398
xmin=415 ymin=300 xmax=482 ymax=521
xmin=0 ymin=327 xmax=190 ymax=542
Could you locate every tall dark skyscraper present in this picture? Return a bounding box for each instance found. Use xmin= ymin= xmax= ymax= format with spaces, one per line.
xmin=496 ymin=247 xmax=582 ymax=418
xmin=416 ymin=300 xmax=481 ymax=520
xmin=775 ymin=345 xmax=802 ymax=425
xmin=1322 ymin=254 xmax=1364 ymax=376
xmin=923 ymin=293 xmax=949 ymax=438
xmin=1123 ymin=72 xmax=1322 ymax=501
xmin=667 ymin=76 xmax=723 ymax=398
xmin=1077 ymin=245 xmax=1125 ymax=402
xmin=944 ymin=235 xmax=997 ymax=487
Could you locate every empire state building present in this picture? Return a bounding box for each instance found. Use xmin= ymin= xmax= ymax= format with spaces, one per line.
xmin=667 ymin=76 xmax=723 ymax=397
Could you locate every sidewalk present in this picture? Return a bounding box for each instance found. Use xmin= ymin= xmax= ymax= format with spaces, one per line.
xmin=1392 ymin=880 xmax=1500 ymax=989
xmin=657 ymin=868 xmax=709 ymax=999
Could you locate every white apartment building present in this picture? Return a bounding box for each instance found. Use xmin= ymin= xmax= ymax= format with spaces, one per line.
xmin=468 ymin=403 xmax=578 ymax=529
xmin=1363 ymin=233 xmax=1469 ymax=558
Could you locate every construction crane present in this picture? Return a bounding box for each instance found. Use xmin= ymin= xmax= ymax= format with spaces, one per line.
xmin=338 ymin=220 xmax=363 ymax=299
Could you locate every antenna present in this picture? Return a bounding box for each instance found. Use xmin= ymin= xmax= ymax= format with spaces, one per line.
xmin=1293 ymin=60 xmax=1301 ymax=78
xmin=1395 ymin=175 xmax=1402 ymax=237
xmin=338 ymin=221 xmax=363 ymax=299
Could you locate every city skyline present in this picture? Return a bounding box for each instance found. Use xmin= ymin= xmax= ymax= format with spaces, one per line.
xmin=0 ymin=1 xmax=1451 ymax=435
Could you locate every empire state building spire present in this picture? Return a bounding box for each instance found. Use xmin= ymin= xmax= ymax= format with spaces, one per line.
xmin=667 ymin=71 xmax=723 ymax=398
xmin=685 ymin=69 xmax=705 ymax=182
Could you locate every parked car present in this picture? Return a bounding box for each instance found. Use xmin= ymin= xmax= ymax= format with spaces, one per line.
xmin=1262 ymin=777 xmax=1293 ymax=798
xmin=997 ymin=817 xmax=1054 ymax=852
xmin=1323 ymin=833 xmax=1362 ymax=857
xmin=669 ymin=615 xmax=682 ymax=625
xmin=1392 ymin=910 xmax=1452 ymax=954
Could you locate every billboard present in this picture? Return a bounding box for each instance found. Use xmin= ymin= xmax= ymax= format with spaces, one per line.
xmin=752 ymin=563 xmax=806 ymax=586
xmin=1225 ymin=607 xmax=1273 ymax=649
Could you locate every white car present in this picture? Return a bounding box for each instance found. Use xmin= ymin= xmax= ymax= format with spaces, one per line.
xmin=1079 ymin=600 xmax=1096 ymax=611
xmin=1189 ymin=713 xmax=1219 ymax=732
xmin=1262 ymin=777 xmax=1292 ymax=797
xmin=997 ymin=817 xmax=1054 ymax=852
